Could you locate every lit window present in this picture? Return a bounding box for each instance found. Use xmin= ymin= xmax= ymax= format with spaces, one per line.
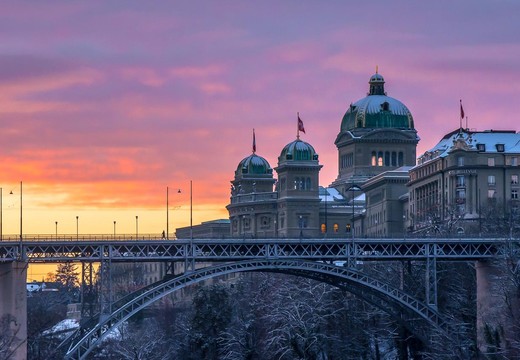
xmin=333 ymin=224 xmax=339 ymax=233
xmin=321 ymin=224 xmax=326 ymax=233
xmin=371 ymin=152 xmax=377 ymax=166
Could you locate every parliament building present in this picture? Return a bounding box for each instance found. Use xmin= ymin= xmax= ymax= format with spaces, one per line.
xmin=176 ymin=70 xmax=520 ymax=240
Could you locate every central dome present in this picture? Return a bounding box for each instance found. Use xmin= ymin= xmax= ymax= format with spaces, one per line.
xmin=340 ymin=72 xmax=414 ymax=131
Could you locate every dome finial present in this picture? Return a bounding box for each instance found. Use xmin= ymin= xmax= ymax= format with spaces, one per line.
xmin=376 ymin=65 xmax=378 ymax=74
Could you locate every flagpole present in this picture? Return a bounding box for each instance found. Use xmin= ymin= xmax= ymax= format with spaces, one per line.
xmin=459 ymin=99 xmax=464 ymax=130
xmin=297 ymin=112 xmax=300 ymax=140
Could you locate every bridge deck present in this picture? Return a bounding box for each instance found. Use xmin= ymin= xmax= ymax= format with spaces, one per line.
xmin=0 ymin=238 xmax=509 ymax=262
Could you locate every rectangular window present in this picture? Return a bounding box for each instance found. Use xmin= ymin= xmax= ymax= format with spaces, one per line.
xmin=513 ymin=190 xmax=519 ymax=199
xmin=456 ymin=189 xmax=466 ymax=203
xmin=512 ymin=157 xmax=518 ymax=166
xmin=457 ymin=156 xmax=464 ymax=166
xmin=488 ymin=189 xmax=496 ymax=199
xmin=456 ymin=175 xmax=465 ymax=187
xmin=512 ymin=175 xmax=519 ymax=185
xmin=488 ymin=157 xmax=495 ymax=166
xmin=488 ymin=175 xmax=496 ymax=186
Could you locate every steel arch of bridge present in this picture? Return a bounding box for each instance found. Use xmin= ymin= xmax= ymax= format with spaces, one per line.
xmin=64 ymin=259 xmax=449 ymax=360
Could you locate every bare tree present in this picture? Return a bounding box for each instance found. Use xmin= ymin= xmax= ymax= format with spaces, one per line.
xmin=0 ymin=314 xmax=21 ymax=360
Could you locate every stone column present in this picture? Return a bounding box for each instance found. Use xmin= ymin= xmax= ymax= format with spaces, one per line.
xmin=0 ymin=261 xmax=27 ymax=360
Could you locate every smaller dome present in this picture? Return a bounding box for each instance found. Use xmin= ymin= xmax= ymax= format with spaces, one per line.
xmin=236 ymin=154 xmax=273 ymax=175
xmin=279 ymin=139 xmax=319 ymax=162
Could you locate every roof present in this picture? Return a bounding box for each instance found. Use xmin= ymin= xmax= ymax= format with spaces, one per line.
xmin=340 ymin=73 xmax=414 ymax=131
xmin=278 ymin=139 xmax=319 ymax=163
xmin=417 ymin=128 xmax=520 ymax=165
xmin=235 ymin=153 xmax=273 ymax=176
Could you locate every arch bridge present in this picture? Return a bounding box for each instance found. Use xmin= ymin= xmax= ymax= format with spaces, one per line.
xmin=0 ymin=237 xmax=511 ymax=359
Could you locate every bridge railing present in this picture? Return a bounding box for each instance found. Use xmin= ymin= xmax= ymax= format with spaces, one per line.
xmin=0 ymin=234 xmax=169 ymax=241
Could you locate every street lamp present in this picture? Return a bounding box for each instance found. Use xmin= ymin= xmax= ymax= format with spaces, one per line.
xmin=190 ymin=180 xmax=193 ymax=240
xmin=113 ymin=221 xmax=116 ymax=238
xmin=167 ymin=186 xmax=181 ymax=240
xmin=299 ymin=215 xmax=303 ymax=239
xmin=55 ymin=221 xmax=58 ymax=239
xmin=10 ymin=182 xmax=22 ymax=254
xmin=0 ymin=187 xmax=3 ymax=241
xmin=76 ymin=216 xmax=79 ymax=240
xmin=136 ymin=216 xmax=139 ymax=239
xmin=347 ymin=185 xmax=362 ymax=241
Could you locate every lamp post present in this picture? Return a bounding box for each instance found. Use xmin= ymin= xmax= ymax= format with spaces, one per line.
xmin=347 ymin=185 xmax=362 ymax=241
xmin=167 ymin=186 xmax=182 ymax=240
xmin=136 ymin=216 xmax=139 ymax=239
xmin=0 ymin=187 xmax=2 ymax=241
xmin=9 ymin=182 xmax=23 ymax=253
xmin=190 ymin=180 xmax=193 ymax=240
xmin=113 ymin=221 xmax=116 ymax=238
xmin=76 ymin=216 xmax=79 ymax=240
xmin=299 ymin=215 xmax=303 ymax=239
xmin=55 ymin=221 xmax=58 ymax=239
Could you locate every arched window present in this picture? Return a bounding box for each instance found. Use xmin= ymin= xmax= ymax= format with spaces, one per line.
xmin=333 ymin=224 xmax=339 ymax=233
xmin=398 ymin=152 xmax=404 ymax=166
xmin=306 ymin=177 xmax=311 ymax=190
xmin=378 ymin=152 xmax=383 ymax=166
xmin=321 ymin=224 xmax=326 ymax=233
xmin=391 ymin=151 xmax=397 ymax=166
xmin=371 ymin=151 xmax=377 ymax=166
xmin=385 ymin=151 xmax=390 ymax=166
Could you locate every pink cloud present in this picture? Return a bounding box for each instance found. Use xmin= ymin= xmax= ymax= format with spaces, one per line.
xmin=1 ymin=1 xmax=520 ymax=234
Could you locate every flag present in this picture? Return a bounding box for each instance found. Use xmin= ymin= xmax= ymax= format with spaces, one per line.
xmin=460 ymin=100 xmax=465 ymax=120
xmin=298 ymin=114 xmax=306 ymax=134
xmin=252 ymin=129 xmax=256 ymax=153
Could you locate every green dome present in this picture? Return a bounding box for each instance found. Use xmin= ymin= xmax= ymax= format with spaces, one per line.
xmin=236 ymin=154 xmax=273 ymax=175
xmin=279 ymin=139 xmax=319 ymax=162
xmin=340 ymin=73 xmax=414 ymax=131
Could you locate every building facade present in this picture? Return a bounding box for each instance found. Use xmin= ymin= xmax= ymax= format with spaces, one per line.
xmin=408 ymin=128 xmax=520 ymax=236
xmin=225 ymin=71 xmax=418 ymax=239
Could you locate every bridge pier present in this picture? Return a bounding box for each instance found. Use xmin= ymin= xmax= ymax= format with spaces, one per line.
xmin=476 ymin=259 xmax=520 ymax=358
xmin=0 ymin=261 xmax=27 ymax=360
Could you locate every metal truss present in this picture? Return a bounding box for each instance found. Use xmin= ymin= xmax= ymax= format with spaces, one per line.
xmin=80 ymin=262 xmax=97 ymax=319
xmin=0 ymin=238 xmax=506 ymax=263
xmin=64 ymin=259 xmax=449 ymax=360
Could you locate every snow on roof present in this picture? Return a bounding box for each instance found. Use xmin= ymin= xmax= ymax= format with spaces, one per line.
xmin=418 ymin=128 xmax=520 ymax=164
xmin=319 ymin=186 xmax=346 ymax=202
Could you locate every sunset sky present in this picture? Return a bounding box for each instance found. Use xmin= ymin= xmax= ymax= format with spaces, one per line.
xmin=1 ymin=1 xmax=520 ymax=239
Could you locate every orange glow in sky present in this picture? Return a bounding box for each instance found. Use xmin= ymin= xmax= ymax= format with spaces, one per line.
xmin=2 ymin=1 xmax=520 ymax=239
